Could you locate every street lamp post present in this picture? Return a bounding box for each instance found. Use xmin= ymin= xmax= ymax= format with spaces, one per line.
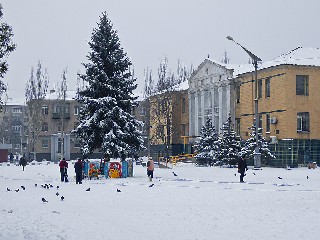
xmin=227 ymin=36 xmax=262 ymax=168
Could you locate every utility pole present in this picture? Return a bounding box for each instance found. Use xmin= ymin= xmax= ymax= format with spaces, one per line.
xmin=227 ymin=36 xmax=262 ymax=168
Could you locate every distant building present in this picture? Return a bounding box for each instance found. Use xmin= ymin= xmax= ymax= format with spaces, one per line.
xmin=0 ymin=104 xmax=28 ymax=160
xmin=132 ymin=96 xmax=150 ymax=157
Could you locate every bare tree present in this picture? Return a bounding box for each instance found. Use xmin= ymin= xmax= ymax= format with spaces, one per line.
xmin=25 ymin=61 xmax=49 ymax=160
xmin=148 ymin=57 xmax=193 ymax=158
xmin=56 ymin=68 xmax=68 ymax=158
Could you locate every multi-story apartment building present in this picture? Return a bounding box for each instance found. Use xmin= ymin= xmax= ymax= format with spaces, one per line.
xmin=0 ymin=103 xmax=28 ymax=160
xmin=27 ymin=96 xmax=84 ymax=162
xmin=148 ymin=87 xmax=189 ymax=160
xmin=236 ymin=47 xmax=320 ymax=167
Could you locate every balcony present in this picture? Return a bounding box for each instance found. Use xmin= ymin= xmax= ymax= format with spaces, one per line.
xmin=52 ymin=112 xmax=70 ymax=119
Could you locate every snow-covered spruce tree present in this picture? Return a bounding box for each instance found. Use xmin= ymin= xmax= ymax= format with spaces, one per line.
xmin=217 ymin=115 xmax=241 ymax=166
xmin=0 ymin=4 xmax=16 ymax=106
xmin=240 ymin=124 xmax=275 ymax=165
xmin=194 ymin=118 xmax=220 ymax=166
xmin=75 ymin=12 xmax=144 ymax=160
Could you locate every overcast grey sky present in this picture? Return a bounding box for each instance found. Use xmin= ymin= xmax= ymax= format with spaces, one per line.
xmin=2 ymin=0 xmax=319 ymax=103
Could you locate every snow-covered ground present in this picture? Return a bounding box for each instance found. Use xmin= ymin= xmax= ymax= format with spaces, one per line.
xmin=1 ymin=162 xmax=320 ymax=240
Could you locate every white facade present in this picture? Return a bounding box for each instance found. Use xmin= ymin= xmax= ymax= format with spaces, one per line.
xmin=188 ymin=59 xmax=235 ymax=141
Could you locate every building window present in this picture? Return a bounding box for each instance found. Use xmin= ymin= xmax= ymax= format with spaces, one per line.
xmin=296 ymin=75 xmax=309 ymax=95
xmin=12 ymin=107 xmax=22 ymax=113
xmin=13 ymin=144 xmax=20 ymax=149
xmin=235 ymin=118 xmax=241 ymax=136
xmin=236 ymin=85 xmax=240 ymax=103
xmin=12 ymin=125 xmax=21 ymax=131
xmin=54 ymin=105 xmax=61 ymax=113
xmin=42 ymin=139 xmax=49 ymax=148
xmin=197 ymin=93 xmax=201 ymax=113
xmin=74 ymin=139 xmax=81 ymax=148
xmin=258 ymin=114 xmax=263 ymax=129
xmin=198 ymin=117 xmax=202 ymax=134
xmin=140 ymin=106 xmax=146 ymax=116
xmin=42 ymin=106 xmax=49 ymax=115
xmin=297 ymin=112 xmax=309 ymax=132
xmin=265 ymin=78 xmax=270 ymax=98
xmin=74 ymin=106 xmax=80 ymax=115
xmin=258 ymin=79 xmax=262 ymax=98
xmin=181 ymin=124 xmax=187 ymax=136
xmin=74 ymin=122 xmax=79 ymax=130
xmin=266 ymin=113 xmax=270 ymax=133
xmin=58 ymin=123 xmax=62 ymax=132
xmin=182 ymin=98 xmax=186 ymax=113
xmin=41 ymin=122 xmax=48 ymax=132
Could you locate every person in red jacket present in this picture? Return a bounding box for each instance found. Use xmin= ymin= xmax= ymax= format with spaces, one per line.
xmin=147 ymin=157 xmax=155 ymax=181
xmin=59 ymin=158 xmax=68 ymax=182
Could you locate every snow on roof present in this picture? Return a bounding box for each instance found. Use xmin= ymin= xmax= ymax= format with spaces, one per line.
xmin=262 ymin=47 xmax=320 ymax=68
xmin=234 ymin=47 xmax=320 ymax=76
xmin=45 ymin=90 xmax=77 ymax=101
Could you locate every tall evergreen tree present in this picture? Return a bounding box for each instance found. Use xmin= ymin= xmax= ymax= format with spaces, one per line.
xmin=240 ymin=124 xmax=275 ymax=165
xmin=194 ymin=118 xmax=220 ymax=166
xmin=217 ymin=115 xmax=241 ymax=165
xmin=75 ymin=12 xmax=144 ymax=159
xmin=0 ymin=4 xmax=16 ymax=106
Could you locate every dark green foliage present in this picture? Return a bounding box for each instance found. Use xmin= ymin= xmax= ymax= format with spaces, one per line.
xmin=0 ymin=4 xmax=16 ymax=106
xmin=75 ymin=12 xmax=144 ymax=159
xmin=217 ymin=115 xmax=242 ymax=166
xmin=194 ymin=118 xmax=220 ymax=166
xmin=240 ymin=124 xmax=275 ymax=165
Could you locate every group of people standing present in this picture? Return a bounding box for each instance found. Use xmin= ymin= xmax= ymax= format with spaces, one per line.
xmin=59 ymin=158 xmax=83 ymax=184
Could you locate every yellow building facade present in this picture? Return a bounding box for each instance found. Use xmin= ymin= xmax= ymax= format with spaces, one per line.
xmin=149 ymin=90 xmax=189 ymax=160
xmin=236 ymin=64 xmax=320 ymax=167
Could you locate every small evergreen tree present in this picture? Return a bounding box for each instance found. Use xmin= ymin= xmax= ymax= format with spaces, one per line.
xmin=217 ymin=115 xmax=241 ymax=166
xmin=75 ymin=12 xmax=144 ymax=159
xmin=194 ymin=118 xmax=220 ymax=166
xmin=240 ymin=124 xmax=275 ymax=165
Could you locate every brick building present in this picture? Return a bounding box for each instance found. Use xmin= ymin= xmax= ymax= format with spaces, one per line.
xmin=235 ymin=47 xmax=320 ymax=167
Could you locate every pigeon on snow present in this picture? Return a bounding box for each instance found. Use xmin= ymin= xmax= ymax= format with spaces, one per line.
xmin=61 ymin=196 xmax=65 ymax=201
xmin=21 ymin=186 xmax=26 ymax=190
xmin=42 ymin=197 xmax=48 ymax=203
xmin=278 ymin=177 xmax=282 ymax=180
xmin=172 ymin=172 xmax=178 ymax=177
xmin=149 ymin=184 xmax=154 ymax=187
xmin=117 ymin=189 xmax=121 ymax=192
xmin=86 ymin=188 xmax=90 ymax=192
xmin=56 ymin=192 xmax=59 ymax=196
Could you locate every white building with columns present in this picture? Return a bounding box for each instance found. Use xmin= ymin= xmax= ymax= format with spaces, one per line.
xmin=188 ymin=58 xmax=247 ymax=142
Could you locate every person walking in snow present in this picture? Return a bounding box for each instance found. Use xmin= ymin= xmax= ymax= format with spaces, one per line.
xmin=19 ymin=155 xmax=27 ymax=171
xmin=147 ymin=157 xmax=154 ymax=181
xmin=238 ymin=157 xmax=248 ymax=183
xmin=74 ymin=158 xmax=83 ymax=184
xmin=59 ymin=158 xmax=68 ymax=182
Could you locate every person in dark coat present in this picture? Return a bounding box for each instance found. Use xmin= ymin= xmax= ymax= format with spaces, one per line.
xmin=19 ymin=155 xmax=27 ymax=171
xmin=74 ymin=158 xmax=83 ymax=184
xmin=238 ymin=157 xmax=248 ymax=183
xmin=59 ymin=158 xmax=68 ymax=182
